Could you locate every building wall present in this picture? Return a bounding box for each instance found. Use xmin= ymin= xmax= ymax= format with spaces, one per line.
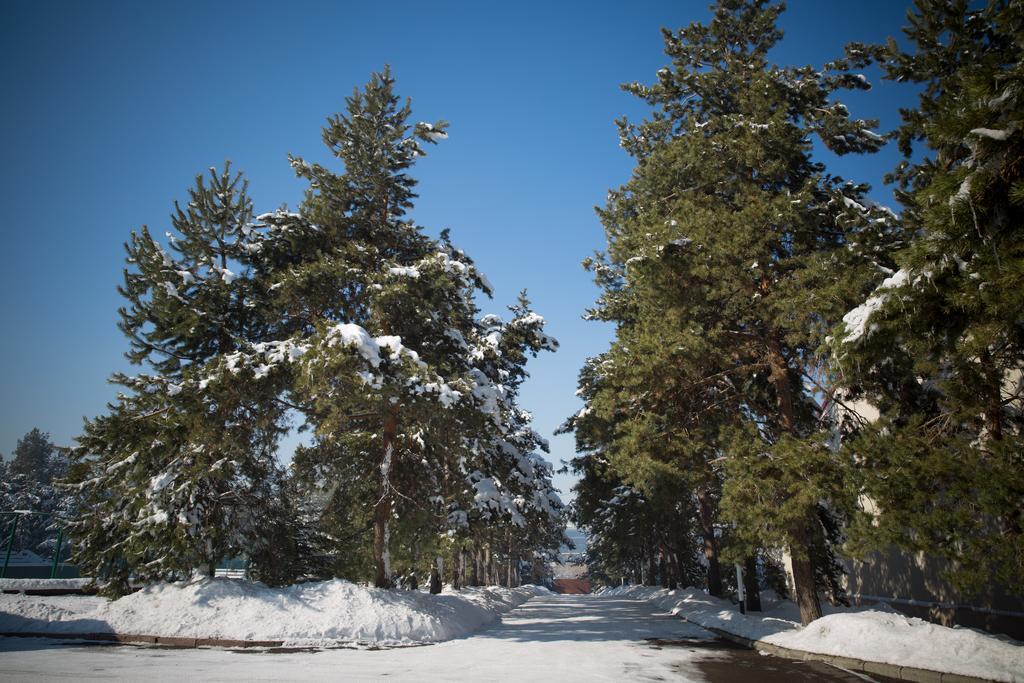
xmin=831 ymin=396 xmax=1024 ymax=639
xmin=841 ymin=547 xmax=1024 ymax=640
xmin=779 ymin=544 xmax=1024 ymax=639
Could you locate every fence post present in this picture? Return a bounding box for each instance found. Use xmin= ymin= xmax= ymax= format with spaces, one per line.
xmin=2 ymin=513 xmax=20 ymax=579
xmin=50 ymin=528 xmax=64 ymax=579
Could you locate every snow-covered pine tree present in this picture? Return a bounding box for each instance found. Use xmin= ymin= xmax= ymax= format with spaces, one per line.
xmin=67 ymin=165 xmax=293 ymax=594
xmin=292 ymin=257 xmax=481 ymax=589
xmin=257 ymin=69 xmax=563 ymax=588
xmin=578 ymin=0 xmax=903 ymax=623
xmin=833 ymin=0 xmax=1024 ymax=592
xmin=66 ymin=69 xmax=563 ymax=593
xmin=6 ymin=428 xmax=59 ymax=484
xmin=448 ymin=294 xmax=563 ymax=587
xmin=0 ymin=429 xmax=72 ymax=557
xmin=258 ymin=69 xmax=468 ymax=589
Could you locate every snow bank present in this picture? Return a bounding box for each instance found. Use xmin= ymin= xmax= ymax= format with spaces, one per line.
xmin=603 ymin=585 xmax=1023 ymax=682
xmin=0 ymin=577 xmax=541 ymax=647
xmin=601 ymin=585 xmax=801 ymax=641
xmin=773 ymin=609 xmax=1024 ymax=683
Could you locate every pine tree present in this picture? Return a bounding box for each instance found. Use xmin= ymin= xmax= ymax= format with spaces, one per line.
xmin=257 ymin=69 xmax=563 ymax=588
xmin=263 ymin=69 xmax=469 ymax=589
xmin=69 ymin=69 xmax=565 ymax=594
xmin=8 ymin=429 xmax=58 ymax=484
xmin=562 ymin=334 xmax=728 ymax=595
xmin=833 ymin=0 xmax=1024 ymax=592
xmin=574 ymin=0 xmax=902 ymax=623
xmin=564 ymin=361 xmax=706 ymax=591
xmin=68 ymin=165 xmax=294 ymax=593
xmin=1 ymin=429 xmax=72 ymax=557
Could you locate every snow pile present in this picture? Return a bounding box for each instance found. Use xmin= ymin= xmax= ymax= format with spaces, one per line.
xmin=601 ymin=585 xmax=800 ymax=641
xmin=775 ymin=609 xmax=1024 ymax=683
xmin=325 ymin=323 xmax=424 ymax=370
xmin=604 ymin=585 xmax=1024 ymax=682
xmin=0 ymin=578 xmax=542 ymax=647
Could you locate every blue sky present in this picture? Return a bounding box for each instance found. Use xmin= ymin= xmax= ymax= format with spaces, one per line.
xmin=0 ymin=0 xmax=918 ymax=498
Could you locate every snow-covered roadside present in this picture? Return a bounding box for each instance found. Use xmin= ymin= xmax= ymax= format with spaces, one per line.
xmin=602 ymin=585 xmax=1023 ymax=682
xmin=0 ymin=577 xmax=544 ymax=647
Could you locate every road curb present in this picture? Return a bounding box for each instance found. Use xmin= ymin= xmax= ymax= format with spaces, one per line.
xmin=677 ymin=620 xmax=993 ymax=683
xmin=0 ymin=631 xmax=286 ymax=648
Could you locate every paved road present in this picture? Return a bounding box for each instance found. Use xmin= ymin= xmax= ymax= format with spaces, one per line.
xmin=0 ymin=593 xmax=891 ymax=682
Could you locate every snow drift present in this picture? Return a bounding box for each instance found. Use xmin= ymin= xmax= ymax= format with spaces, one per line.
xmin=603 ymin=585 xmax=1023 ymax=682
xmin=0 ymin=577 xmax=542 ymax=647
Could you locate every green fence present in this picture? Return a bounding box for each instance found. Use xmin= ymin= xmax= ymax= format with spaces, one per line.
xmin=1 ymin=511 xmax=76 ymax=579
xmin=2 ymin=513 xmax=260 ymax=582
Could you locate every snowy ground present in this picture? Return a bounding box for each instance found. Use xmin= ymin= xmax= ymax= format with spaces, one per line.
xmin=0 ymin=593 xmax=880 ymax=682
xmin=0 ymin=578 xmax=537 ymax=646
xmin=604 ymin=585 xmax=1024 ymax=683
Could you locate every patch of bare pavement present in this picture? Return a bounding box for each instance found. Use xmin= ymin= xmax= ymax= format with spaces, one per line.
xmin=0 ymin=593 xmax=900 ymax=681
xmin=649 ymin=637 xmax=899 ymax=682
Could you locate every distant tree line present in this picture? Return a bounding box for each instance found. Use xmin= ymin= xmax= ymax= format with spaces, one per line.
xmin=563 ymin=0 xmax=1023 ymax=624
xmin=1 ymin=429 xmax=73 ymax=558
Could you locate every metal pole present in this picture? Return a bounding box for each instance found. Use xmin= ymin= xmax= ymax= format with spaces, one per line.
xmin=735 ymin=563 xmax=746 ymax=615
xmin=2 ymin=514 xmax=21 ymax=579
xmin=50 ymin=528 xmax=64 ymax=579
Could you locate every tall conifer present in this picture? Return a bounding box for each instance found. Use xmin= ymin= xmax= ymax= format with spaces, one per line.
xmin=574 ymin=0 xmax=901 ymax=623
xmin=68 ymin=165 xmax=292 ymax=593
xmin=833 ymin=0 xmax=1024 ymax=592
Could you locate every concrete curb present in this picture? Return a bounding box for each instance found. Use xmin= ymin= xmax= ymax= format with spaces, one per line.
xmin=1 ymin=589 xmax=97 ymax=597
xmin=0 ymin=631 xmax=438 ymax=650
xmin=682 ymin=621 xmax=993 ymax=683
xmin=1 ymin=631 xmax=286 ymax=648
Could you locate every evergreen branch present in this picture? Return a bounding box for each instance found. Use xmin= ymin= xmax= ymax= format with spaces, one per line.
xmin=130 ymin=406 xmax=173 ymax=422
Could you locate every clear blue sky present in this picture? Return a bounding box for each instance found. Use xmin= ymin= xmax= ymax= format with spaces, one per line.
xmin=0 ymin=0 xmax=917 ymax=499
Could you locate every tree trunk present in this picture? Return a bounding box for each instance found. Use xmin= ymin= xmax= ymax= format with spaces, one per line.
xmin=696 ymin=487 xmax=723 ymax=596
xmin=471 ymin=545 xmax=480 ymax=586
xmin=483 ymin=543 xmax=492 ymax=586
xmin=506 ymin=532 xmax=514 ymax=588
xmin=647 ymin=544 xmax=657 ymax=587
xmin=372 ymin=495 xmax=391 ymax=589
xmin=408 ymin=539 xmax=419 ymax=590
xmin=767 ymin=340 xmax=820 ymax=624
xmin=981 ymin=351 xmax=1004 ymax=442
xmin=790 ymin=519 xmax=822 ymax=624
xmin=373 ymin=409 xmax=397 ymax=589
xmin=767 ymin=341 xmax=796 ymax=430
xmin=462 ymin=548 xmax=468 ymax=586
xmin=452 ymin=549 xmax=462 ymax=590
xmin=430 ymin=556 xmax=443 ymax=594
xmin=743 ymin=555 xmax=761 ymax=612
xmin=667 ymin=551 xmax=680 ymax=590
